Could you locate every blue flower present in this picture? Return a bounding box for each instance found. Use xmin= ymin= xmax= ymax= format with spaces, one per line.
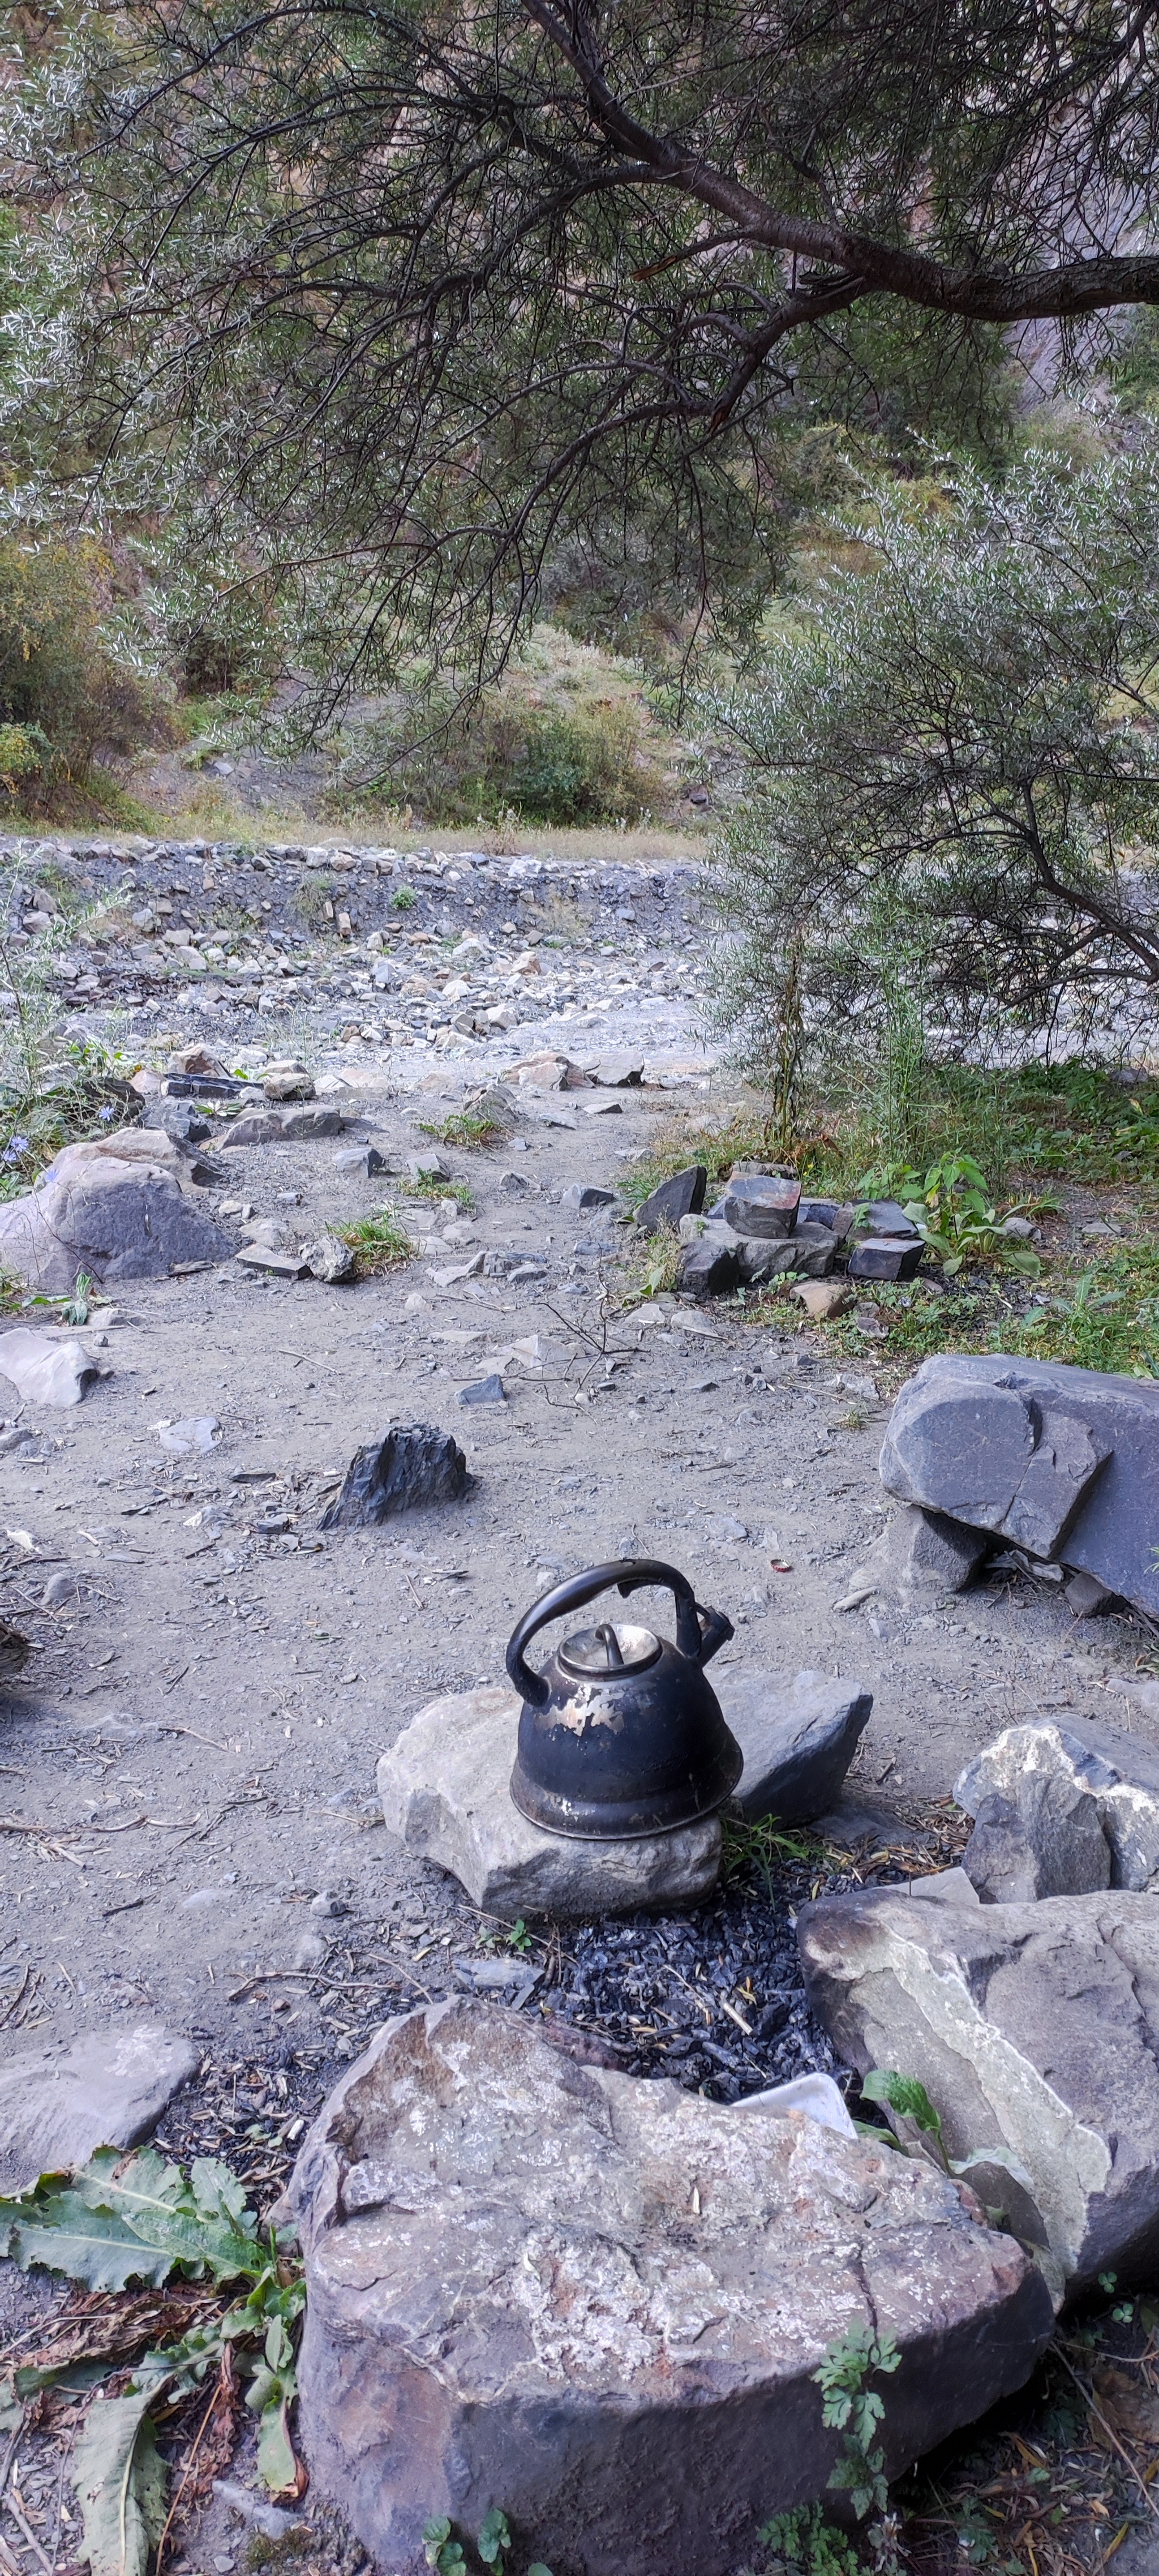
xmin=98 ymin=1104 xmax=115 ymax=1121
xmin=3 ymin=1137 xmax=28 ymax=1164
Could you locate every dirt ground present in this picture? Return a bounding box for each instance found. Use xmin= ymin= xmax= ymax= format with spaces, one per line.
xmin=1 ymin=834 xmax=1157 ymax=2576
xmin=0 ymin=1011 xmax=1147 ymax=2082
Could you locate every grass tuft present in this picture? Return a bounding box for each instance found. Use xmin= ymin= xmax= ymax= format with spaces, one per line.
xmin=333 ymin=1206 xmax=414 ymax=1276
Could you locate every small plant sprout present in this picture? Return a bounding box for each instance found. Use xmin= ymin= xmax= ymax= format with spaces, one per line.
xmin=478 ymin=2506 xmax=513 ymax=2562
xmin=814 ymin=2324 xmax=902 ymax=2520
xmin=861 ymin=2069 xmax=949 ymax=2169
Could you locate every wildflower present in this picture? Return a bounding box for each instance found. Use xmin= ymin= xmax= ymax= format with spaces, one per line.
xmin=3 ymin=1136 xmax=29 ymax=1164
xmin=98 ymin=1104 xmax=115 ymax=1121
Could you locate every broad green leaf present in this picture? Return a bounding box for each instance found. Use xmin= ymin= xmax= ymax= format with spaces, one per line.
xmin=255 ymin=2390 xmax=299 ymax=2494
xmin=72 ymin=2385 xmax=168 ymax=2576
xmin=861 ymin=2069 xmax=943 ymax=2134
xmin=478 ymin=2506 xmax=512 ymax=2562
xmin=73 ymin=2148 xmax=259 ymax=2280
xmin=0 ymin=2149 xmax=264 ymax=2291
xmin=0 ymin=2190 xmax=177 ymax=2290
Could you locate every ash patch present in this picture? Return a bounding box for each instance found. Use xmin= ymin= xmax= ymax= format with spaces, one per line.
xmin=544 ymin=1875 xmax=844 ymax=2101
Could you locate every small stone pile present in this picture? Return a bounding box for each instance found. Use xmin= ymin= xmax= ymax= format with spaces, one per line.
xmin=634 ymin=1164 xmax=926 ymax=1300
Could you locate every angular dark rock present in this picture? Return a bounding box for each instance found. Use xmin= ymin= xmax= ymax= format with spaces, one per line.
xmin=457 ymin=1372 xmax=506 ymax=1405
xmin=320 ymin=1423 xmax=468 ymax=1527
xmin=855 ymin=1199 xmax=922 ymax=1239
xmin=848 ymin=1236 xmax=925 ymax=1282
xmin=679 ymin=1233 xmax=741 ymax=1297
xmin=798 ymin=1885 xmax=1159 ymax=2301
xmin=333 ymin=1143 xmax=390 ymax=1176
xmin=289 ymin=2000 xmax=1052 ymax=2576
xmin=562 ymin=1183 xmax=617 ymax=1210
xmin=720 ymin=1670 xmax=874 ymax=1824
xmin=636 ymin=1165 xmax=707 ymax=1235
xmin=852 ymin=1503 xmax=992 ymax=1601
xmin=141 ymin=1096 xmax=212 ymax=1143
xmin=720 ymin=1173 xmax=802 ymax=1238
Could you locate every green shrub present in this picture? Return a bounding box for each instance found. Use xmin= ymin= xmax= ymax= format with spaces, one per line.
xmin=0 ymin=534 xmax=160 ymax=792
xmin=352 ymin=676 xmax=662 ymax=826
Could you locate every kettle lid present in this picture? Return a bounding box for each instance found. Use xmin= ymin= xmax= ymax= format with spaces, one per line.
xmin=557 ymin=1619 xmax=660 ymax=1678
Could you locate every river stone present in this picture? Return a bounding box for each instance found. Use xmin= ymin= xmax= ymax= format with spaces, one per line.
xmin=377 ymin=1686 xmax=722 ymax=1917
xmin=0 ymin=2022 xmax=199 ymax=2194
xmin=956 ymin=1716 xmax=1159 ymax=1892
xmin=288 ymin=2000 xmax=1052 ymax=2576
xmin=878 ymin=1356 xmax=1159 ymax=1606
xmin=721 ymin=1670 xmax=873 ymax=1824
xmin=798 ymin=1886 xmax=1159 ymax=2302
xmin=0 ymin=1145 xmax=233 ymax=1293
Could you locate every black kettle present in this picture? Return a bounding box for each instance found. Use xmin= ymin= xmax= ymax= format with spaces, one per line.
xmin=506 ymin=1557 xmax=741 ymax=1841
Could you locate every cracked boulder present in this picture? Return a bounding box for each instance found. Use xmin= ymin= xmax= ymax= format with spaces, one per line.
xmin=879 ymin=1354 xmax=1159 ymax=1613
xmin=956 ymin=1717 xmax=1159 ymax=1895
xmin=799 ymin=1886 xmax=1159 ymax=2303
xmin=289 ymin=2000 xmax=1051 ymax=2576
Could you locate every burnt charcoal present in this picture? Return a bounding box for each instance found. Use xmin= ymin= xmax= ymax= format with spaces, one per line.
xmin=320 ymin=1422 xmax=469 ymax=1528
xmin=543 ymin=1875 xmax=839 ymax=2103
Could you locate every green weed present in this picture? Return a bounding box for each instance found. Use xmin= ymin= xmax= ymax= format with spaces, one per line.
xmin=420 ymin=1110 xmax=505 ymax=1148
xmin=334 ymin=1205 xmax=414 ymax=1275
xmin=406 ymin=1172 xmax=475 ymax=1211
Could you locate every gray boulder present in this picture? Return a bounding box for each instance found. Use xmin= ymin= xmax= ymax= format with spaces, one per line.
xmin=377 ymin=1686 xmax=721 ymax=1917
xmin=289 ymin=2000 xmax=1051 ymax=2576
xmin=636 ymin=1165 xmax=707 ymax=1235
xmin=798 ymin=1885 xmax=1159 ymax=2301
xmin=722 ymin=1670 xmax=874 ymax=1824
xmin=321 ymin=1424 xmax=467 ymax=1527
xmin=878 ymin=1355 xmax=1159 ymax=1610
xmin=0 ymin=2022 xmax=199 ymax=2194
xmin=303 ymin=1233 xmax=357 ymax=1284
xmin=0 ymin=1142 xmax=233 ymax=1292
xmin=956 ymin=1716 xmax=1159 ymax=1892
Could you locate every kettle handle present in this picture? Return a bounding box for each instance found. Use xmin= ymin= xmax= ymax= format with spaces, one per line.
xmin=505 ymin=1557 xmax=734 ymax=1710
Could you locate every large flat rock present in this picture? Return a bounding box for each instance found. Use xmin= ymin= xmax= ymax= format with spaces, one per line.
xmin=0 ymin=2022 xmax=200 ymax=2193
xmin=798 ymin=1887 xmax=1159 ymax=2303
xmin=377 ymin=1686 xmax=722 ymax=1918
xmin=289 ymin=2000 xmax=1051 ymax=2576
xmin=879 ymin=1354 xmax=1159 ymax=1613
